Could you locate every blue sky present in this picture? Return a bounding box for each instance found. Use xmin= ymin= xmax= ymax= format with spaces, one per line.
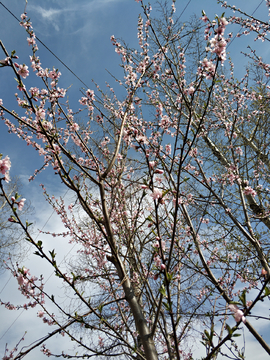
xmin=0 ymin=0 xmax=268 ymax=187
xmin=0 ymin=0 xmax=270 ymax=359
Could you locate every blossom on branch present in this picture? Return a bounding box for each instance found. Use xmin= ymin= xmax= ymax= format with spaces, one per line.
xmin=151 ymin=188 xmax=163 ymax=201
xmin=18 ymin=198 xmax=26 ymax=211
xmin=0 ymin=155 xmax=11 ymax=183
xmin=243 ymin=186 xmax=257 ymax=197
xmin=17 ymin=64 xmax=29 ymax=78
xmin=228 ymin=304 xmax=246 ymax=323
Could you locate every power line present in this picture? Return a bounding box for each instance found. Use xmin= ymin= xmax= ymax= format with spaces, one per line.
xmin=0 ymin=189 xmax=78 ymax=342
xmin=227 ymin=0 xmax=264 ymax=48
xmin=252 ymin=0 xmax=265 ymax=15
xmin=0 ymin=273 xmax=12 ymax=295
xmin=0 ymin=2 xmax=90 ymax=89
xmin=0 ymin=309 xmax=24 ymax=342
xmin=0 ymin=4 xmax=88 ymax=327
xmin=179 ymin=0 xmax=192 ymax=20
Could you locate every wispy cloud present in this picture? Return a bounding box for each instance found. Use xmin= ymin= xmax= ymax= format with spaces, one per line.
xmin=31 ymin=6 xmax=63 ymax=20
xmin=28 ymin=0 xmax=124 ymax=22
xmin=27 ymin=5 xmax=66 ymax=31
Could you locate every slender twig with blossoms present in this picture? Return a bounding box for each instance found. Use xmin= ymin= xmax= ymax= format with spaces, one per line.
xmin=1 ymin=1 xmax=270 ymax=359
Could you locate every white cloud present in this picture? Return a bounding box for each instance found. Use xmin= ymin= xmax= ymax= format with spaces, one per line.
xmin=0 ymin=186 xmax=81 ymax=358
xmin=31 ymin=6 xmax=63 ymax=20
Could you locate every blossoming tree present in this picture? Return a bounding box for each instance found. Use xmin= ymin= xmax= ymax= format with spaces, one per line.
xmin=1 ymin=0 xmax=270 ymax=359
xmin=0 ymin=155 xmax=30 ymax=270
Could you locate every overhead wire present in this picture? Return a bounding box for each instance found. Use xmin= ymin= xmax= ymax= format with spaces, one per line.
xmin=179 ymin=0 xmax=192 ymax=20
xmin=0 ymin=3 xmax=86 ymax=342
xmin=0 ymin=188 xmax=78 ymax=342
xmin=227 ymin=0 xmax=264 ymax=48
xmin=0 ymin=0 xmax=266 ymax=348
xmin=0 ymin=1 xmax=90 ymax=89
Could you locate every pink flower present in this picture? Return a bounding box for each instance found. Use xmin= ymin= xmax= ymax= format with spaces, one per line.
xmin=17 ymin=274 xmax=25 ymax=286
xmin=154 ymin=255 xmax=161 ymax=268
xmin=151 ymin=188 xmax=163 ymax=200
xmin=0 ymin=155 xmax=11 ymax=183
xmin=228 ymin=304 xmax=246 ymax=323
xmin=165 ymin=144 xmax=171 ymax=155
xmin=235 ymin=147 xmax=243 ymax=156
xmin=220 ymin=17 xmax=228 ymax=26
xmin=187 ymin=86 xmax=195 ymax=95
xmin=86 ymin=89 xmax=95 ymax=100
xmin=149 ymin=161 xmax=156 ymax=169
xmin=17 ymin=64 xmax=29 ymax=78
xmin=160 ymin=264 xmax=166 ymax=271
xmin=202 ymin=15 xmax=208 ymax=23
xmin=36 ymin=107 xmax=45 ymax=120
xmin=22 ymin=267 xmax=29 ymax=275
xmin=37 ymin=310 xmax=44 ymax=318
xmin=136 ymin=135 xmax=148 ymax=144
xmin=48 ymin=69 xmax=61 ymax=80
xmin=70 ymin=123 xmax=79 ymax=132
xmin=0 ymin=155 xmax=11 ymax=174
xmin=243 ymin=186 xmax=257 ymax=197
xmin=27 ymin=36 xmax=36 ymax=46
xmin=0 ymin=57 xmax=10 ymax=66
xmin=68 ymin=204 xmax=73 ymax=211
xmin=18 ymin=198 xmax=26 ymax=211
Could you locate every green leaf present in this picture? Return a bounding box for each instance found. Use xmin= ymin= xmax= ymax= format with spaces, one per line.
xmin=229 ymin=301 xmax=242 ymax=305
xmin=239 ymin=290 xmax=246 ymax=306
xmin=54 ymin=270 xmax=62 ymax=278
xmin=225 ymin=323 xmax=233 ymax=336
xmin=37 ymin=240 xmax=43 ymax=248
xmin=34 ymin=251 xmax=44 ymax=258
xmin=204 ymin=329 xmax=210 ymax=339
xmin=98 ymin=304 xmax=104 ymax=314
xmin=162 ymin=189 xmax=170 ymax=197
xmin=264 ymin=287 xmax=270 ymax=297
xmin=49 ymin=249 xmax=56 ymax=259
xmin=143 ymin=178 xmax=148 ymax=185
xmin=162 ymin=301 xmax=171 ymax=312
xmin=159 ymin=284 xmax=166 ymax=297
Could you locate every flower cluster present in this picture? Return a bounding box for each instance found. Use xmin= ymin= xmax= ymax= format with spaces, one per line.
xmin=11 ymin=196 xmax=26 ymax=211
xmin=228 ymin=304 xmax=246 ymax=323
xmin=208 ymin=17 xmax=228 ymax=63
xmin=15 ymin=63 xmax=29 ymax=79
xmin=0 ymin=155 xmax=11 ymax=183
xmin=243 ymin=186 xmax=257 ymax=197
xmin=197 ymin=57 xmax=216 ymax=79
xmin=203 ymin=15 xmax=228 ymax=64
